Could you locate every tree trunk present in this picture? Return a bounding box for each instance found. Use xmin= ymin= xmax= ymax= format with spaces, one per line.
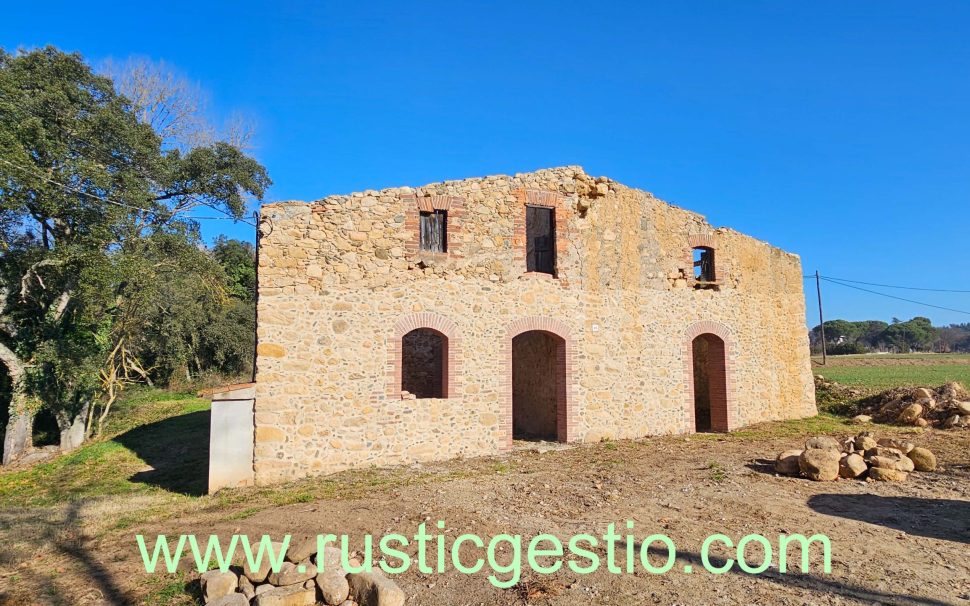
xmin=0 ymin=341 xmax=32 ymax=465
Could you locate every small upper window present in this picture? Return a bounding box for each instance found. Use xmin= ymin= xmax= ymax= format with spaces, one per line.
xmin=419 ymin=210 xmax=447 ymax=253
xmin=693 ymin=247 xmax=715 ymax=283
xmin=526 ymin=206 xmax=556 ymax=275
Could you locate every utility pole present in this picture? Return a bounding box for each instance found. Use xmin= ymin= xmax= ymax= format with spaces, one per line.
xmin=816 ymin=270 xmax=827 ymax=365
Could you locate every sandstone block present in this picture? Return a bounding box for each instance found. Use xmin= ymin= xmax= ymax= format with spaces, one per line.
xmin=201 ymin=570 xmax=237 ymax=602
xmin=206 ymin=594 xmax=249 ymax=606
xmin=317 ymin=569 xmax=351 ymax=605
xmin=869 ymin=467 xmax=908 ymax=482
xmin=896 ymin=403 xmax=923 ymax=424
xmin=347 ymin=570 xmax=405 ymax=606
xmin=839 ymin=453 xmax=867 ymax=479
xmin=254 ymin=584 xmax=316 ymax=606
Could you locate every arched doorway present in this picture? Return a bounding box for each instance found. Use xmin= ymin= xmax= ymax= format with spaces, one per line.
xmin=401 ymin=328 xmax=448 ymax=399
xmin=691 ymin=333 xmax=728 ymax=432
xmin=512 ymin=330 xmax=565 ymax=441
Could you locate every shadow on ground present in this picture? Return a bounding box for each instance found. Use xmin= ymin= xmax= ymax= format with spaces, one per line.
xmin=113 ymin=410 xmax=210 ymax=497
xmin=807 ymin=493 xmax=970 ymax=544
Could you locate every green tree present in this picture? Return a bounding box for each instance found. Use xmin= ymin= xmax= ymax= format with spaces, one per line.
xmin=0 ymin=47 xmax=269 ymax=462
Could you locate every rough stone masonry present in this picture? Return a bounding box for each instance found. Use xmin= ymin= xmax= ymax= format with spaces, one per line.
xmin=251 ymin=166 xmax=817 ymax=485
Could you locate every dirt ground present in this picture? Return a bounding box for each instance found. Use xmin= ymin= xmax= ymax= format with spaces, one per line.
xmin=1 ymin=427 xmax=969 ymax=606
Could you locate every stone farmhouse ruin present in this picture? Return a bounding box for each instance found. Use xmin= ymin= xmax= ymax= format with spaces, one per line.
xmin=207 ymin=166 xmax=817 ymax=491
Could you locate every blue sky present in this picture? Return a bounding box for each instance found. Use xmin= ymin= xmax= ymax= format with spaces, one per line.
xmin=5 ymin=1 xmax=970 ymax=327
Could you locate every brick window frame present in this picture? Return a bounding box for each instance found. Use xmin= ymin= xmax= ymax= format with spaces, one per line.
xmin=512 ymin=189 xmax=571 ymax=279
xmin=404 ymin=195 xmax=465 ymax=259
xmin=500 ymin=316 xmax=576 ymax=450
xmin=683 ymin=321 xmax=736 ymax=432
xmin=387 ymin=313 xmax=462 ymax=399
xmin=685 ymin=233 xmax=720 ymax=287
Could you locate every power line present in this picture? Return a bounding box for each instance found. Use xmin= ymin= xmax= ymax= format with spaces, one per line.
xmin=0 ymin=157 xmax=255 ymax=227
xmin=820 ymin=276 xmax=970 ymax=316
xmin=821 ymin=275 xmax=970 ymax=293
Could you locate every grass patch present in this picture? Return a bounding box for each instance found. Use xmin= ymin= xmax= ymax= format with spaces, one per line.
xmin=0 ymin=388 xmax=209 ymax=508
xmin=812 ymin=354 xmax=970 ymax=391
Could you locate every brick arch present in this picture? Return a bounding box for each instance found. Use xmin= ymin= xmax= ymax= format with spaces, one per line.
xmin=387 ymin=313 xmax=462 ymax=399
xmin=501 ymin=316 xmax=576 ymax=449
xmin=683 ymin=321 xmax=736 ymax=432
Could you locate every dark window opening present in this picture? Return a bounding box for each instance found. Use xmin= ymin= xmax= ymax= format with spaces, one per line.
xmin=526 ymin=206 xmax=556 ymax=275
xmin=401 ymin=328 xmax=448 ymax=398
xmin=419 ymin=210 xmax=447 ymax=253
xmin=693 ymin=247 xmax=716 ymax=283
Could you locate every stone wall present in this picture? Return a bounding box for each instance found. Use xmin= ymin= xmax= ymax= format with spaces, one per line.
xmin=253 ymin=166 xmax=816 ymax=484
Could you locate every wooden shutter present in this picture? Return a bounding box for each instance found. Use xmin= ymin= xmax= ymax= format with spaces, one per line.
xmin=526 ymin=206 xmax=555 ymax=275
xmin=420 ymin=210 xmax=447 ymax=253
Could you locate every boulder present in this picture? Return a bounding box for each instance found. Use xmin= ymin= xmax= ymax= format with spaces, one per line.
xmin=269 ymin=560 xmax=317 ymax=587
xmin=201 ymin=570 xmax=238 ymax=603
xmin=238 ymin=575 xmax=256 ymax=600
xmin=348 ymin=570 xmax=405 ymax=606
xmin=804 ymin=436 xmax=841 ymax=452
xmin=287 ymin=535 xmax=318 ymax=564
xmin=865 ymin=446 xmax=904 ymax=459
xmin=243 ymin=542 xmax=287 ymax=583
xmin=850 ymin=415 xmax=872 ymax=424
xmin=869 ymin=467 xmax=908 ymax=482
xmin=253 ymin=584 xmax=317 ymax=606
xmin=798 ymin=448 xmax=840 ymax=481
xmin=897 ymin=403 xmax=923 ymax=424
xmin=907 ymin=447 xmax=937 ymax=472
xmin=839 ymin=453 xmax=867 ymax=479
xmin=775 ymin=450 xmax=802 ymax=475
xmin=207 ymin=594 xmax=249 ymax=606
xmin=854 ymin=435 xmax=877 ymax=451
xmin=871 ymin=455 xmax=914 ymax=472
xmin=876 ymin=438 xmax=914 ymax=454
xmin=256 ymin=584 xmax=275 ymax=596
xmin=957 ymin=402 xmax=970 ymax=415
xmin=317 ymin=569 xmax=351 ymax=605
xmin=913 ymin=387 xmax=933 ymax=399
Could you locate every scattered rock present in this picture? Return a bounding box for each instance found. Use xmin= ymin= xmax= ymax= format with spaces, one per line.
xmin=897 ymin=403 xmax=923 ymax=425
xmin=201 ymin=570 xmax=238 ymax=603
xmin=774 ymin=450 xmax=802 ymax=475
xmin=839 ymin=453 xmax=867 ymax=479
xmin=798 ymin=448 xmax=840 ymax=481
xmin=908 ymin=447 xmax=937 ymax=472
xmin=850 ymin=414 xmax=872 ymax=424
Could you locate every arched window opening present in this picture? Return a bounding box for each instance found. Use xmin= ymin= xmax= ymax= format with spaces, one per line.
xmin=401 ymin=328 xmax=448 ymax=399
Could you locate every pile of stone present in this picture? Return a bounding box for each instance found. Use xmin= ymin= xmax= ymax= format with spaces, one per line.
xmin=775 ymin=434 xmax=937 ymax=483
xmin=851 ymin=382 xmax=970 ymax=428
xmin=200 ymin=541 xmax=404 ymax=606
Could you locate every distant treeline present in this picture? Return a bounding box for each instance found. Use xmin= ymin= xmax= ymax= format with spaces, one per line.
xmin=809 ymin=317 xmax=970 ymax=354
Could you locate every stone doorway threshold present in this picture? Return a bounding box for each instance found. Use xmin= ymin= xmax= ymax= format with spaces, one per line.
xmin=511 ymin=439 xmax=576 ymax=454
